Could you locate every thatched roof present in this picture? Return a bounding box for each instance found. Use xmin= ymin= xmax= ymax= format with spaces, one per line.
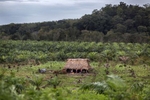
xmin=63 ymin=58 xmax=91 ymax=70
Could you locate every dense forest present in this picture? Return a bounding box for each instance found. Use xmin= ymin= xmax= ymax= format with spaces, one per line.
xmin=0 ymin=2 xmax=150 ymax=43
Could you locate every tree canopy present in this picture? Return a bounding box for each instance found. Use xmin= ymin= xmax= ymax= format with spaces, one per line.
xmin=0 ymin=2 xmax=150 ymax=43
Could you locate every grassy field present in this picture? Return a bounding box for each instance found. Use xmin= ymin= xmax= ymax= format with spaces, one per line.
xmin=4 ymin=61 xmax=150 ymax=82
xmin=1 ymin=61 xmax=150 ymax=99
xmin=0 ymin=40 xmax=150 ymax=99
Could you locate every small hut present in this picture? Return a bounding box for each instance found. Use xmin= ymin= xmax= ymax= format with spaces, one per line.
xmin=63 ymin=58 xmax=92 ymax=73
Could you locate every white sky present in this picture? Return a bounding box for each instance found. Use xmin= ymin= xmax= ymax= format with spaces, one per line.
xmin=0 ymin=0 xmax=149 ymax=25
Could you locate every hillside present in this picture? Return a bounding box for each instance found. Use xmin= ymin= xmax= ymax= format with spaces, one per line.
xmin=0 ymin=2 xmax=150 ymax=43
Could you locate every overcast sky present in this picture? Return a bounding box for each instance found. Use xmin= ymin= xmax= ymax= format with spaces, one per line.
xmin=0 ymin=0 xmax=149 ymax=25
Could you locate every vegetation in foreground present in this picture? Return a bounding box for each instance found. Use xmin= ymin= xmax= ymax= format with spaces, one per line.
xmin=0 ymin=40 xmax=150 ymax=99
xmin=0 ymin=61 xmax=150 ymax=100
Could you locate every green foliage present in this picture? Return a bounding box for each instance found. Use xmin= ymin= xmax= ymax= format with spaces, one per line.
xmin=46 ymin=76 xmax=61 ymax=89
xmin=0 ymin=2 xmax=150 ymax=43
xmin=0 ymin=40 xmax=150 ymax=65
xmin=80 ymin=81 xmax=108 ymax=94
xmin=1 ymin=60 xmax=150 ymax=100
xmin=0 ymin=38 xmax=150 ymax=100
xmin=28 ymin=75 xmax=44 ymax=90
xmin=80 ymin=74 xmax=150 ymax=100
xmin=130 ymin=82 xmax=144 ymax=93
xmin=143 ymin=85 xmax=150 ymax=100
xmin=81 ymin=75 xmax=126 ymax=94
xmin=106 ymin=75 xmax=126 ymax=91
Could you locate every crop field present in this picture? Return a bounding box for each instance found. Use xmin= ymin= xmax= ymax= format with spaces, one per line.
xmin=0 ymin=40 xmax=150 ymax=100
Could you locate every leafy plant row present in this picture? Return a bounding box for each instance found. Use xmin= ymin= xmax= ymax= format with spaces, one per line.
xmin=0 ymin=40 xmax=150 ymax=65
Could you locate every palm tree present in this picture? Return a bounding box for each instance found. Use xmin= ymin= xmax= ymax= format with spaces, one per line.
xmin=46 ymin=76 xmax=61 ymax=89
xmin=28 ymin=75 xmax=44 ymax=90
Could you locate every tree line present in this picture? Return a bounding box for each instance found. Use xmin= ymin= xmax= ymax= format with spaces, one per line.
xmin=0 ymin=2 xmax=150 ymax=43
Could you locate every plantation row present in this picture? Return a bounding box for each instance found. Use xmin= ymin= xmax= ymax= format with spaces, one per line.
xmin=0 ymin=40 xmax=150 ymax=65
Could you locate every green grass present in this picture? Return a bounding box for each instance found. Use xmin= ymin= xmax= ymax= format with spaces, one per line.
xmin=1 ymin=61 xmax=150 ymax=100
xmin=1 ymin=61 xmax=150 ymax=87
